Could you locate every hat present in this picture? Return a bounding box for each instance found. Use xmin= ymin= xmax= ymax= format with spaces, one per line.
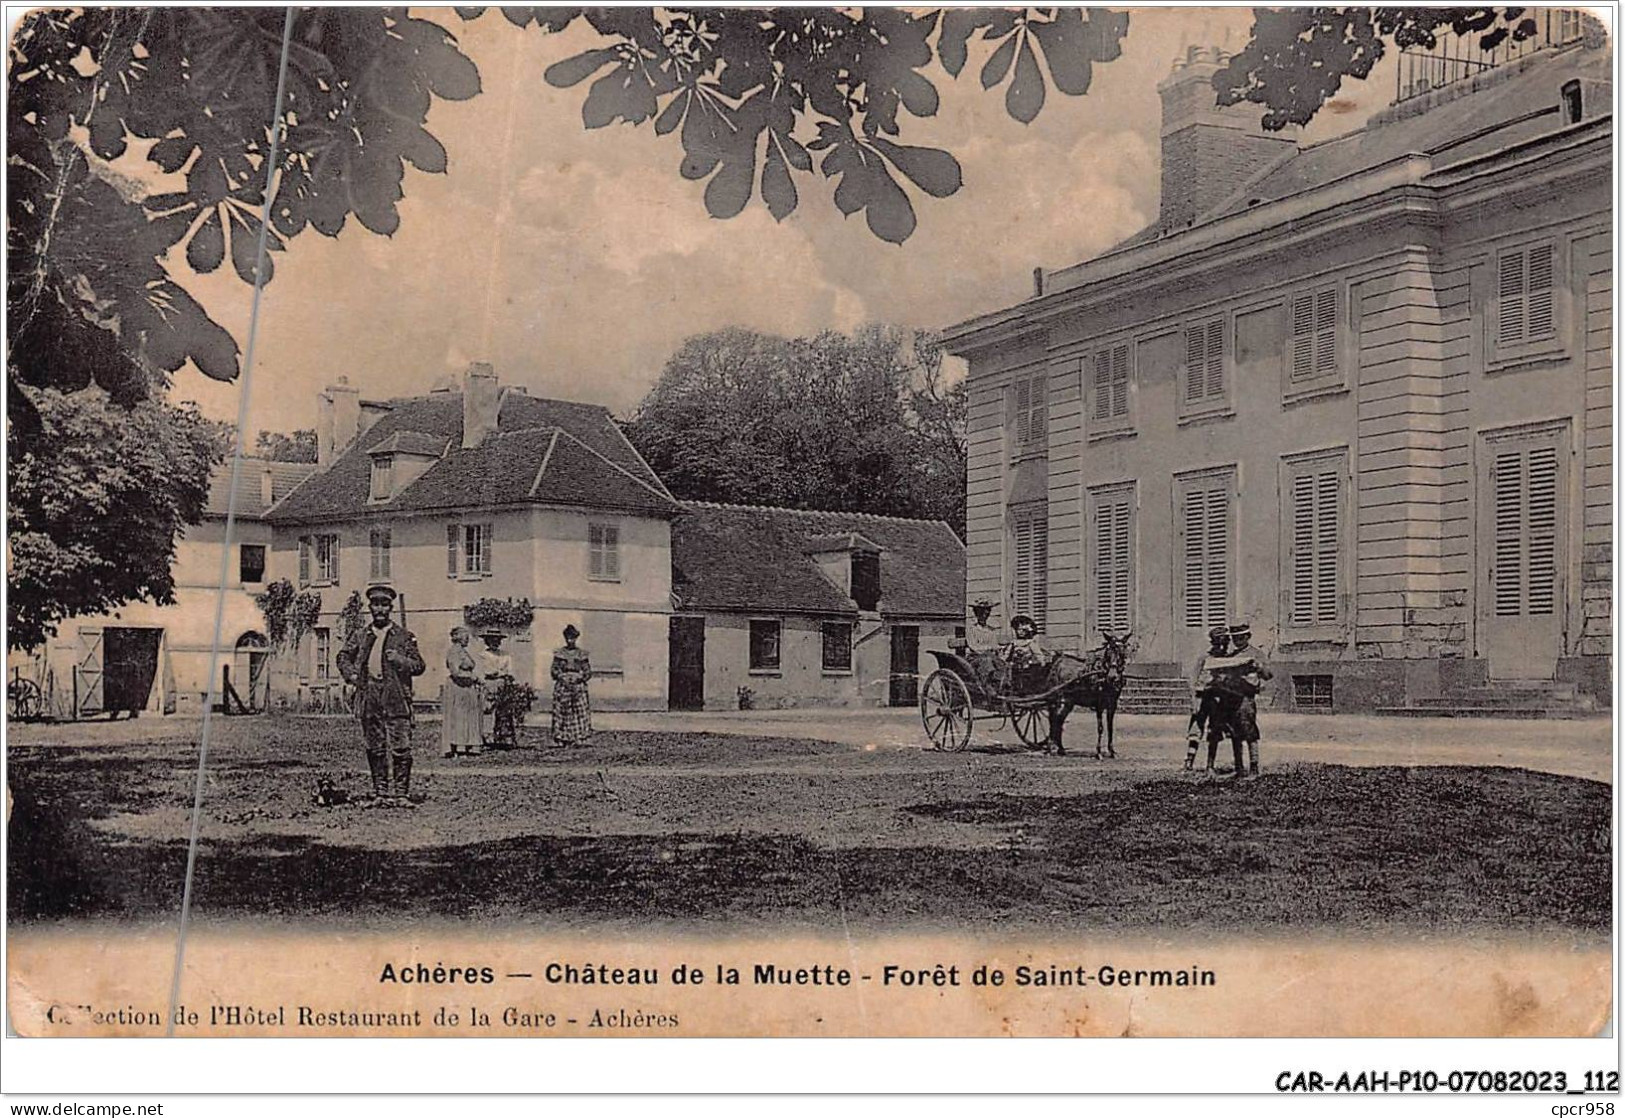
xmin=1229 ymin=622 xmax=1252 ymax=638
xmin=972 ymin=598 xmax=994 ymax=611
xmin=1208 ymin=624 xmax=1230 ymax=642
xmin=1010 ymin=614 xmax=1036 ymax=631
xmin=563 ymin=624 xmax=581 ymax=640
xmin=365 ymin=584 xmax=397 ymax=603
xmin=480 ymin=629 xmax=505 ymax=641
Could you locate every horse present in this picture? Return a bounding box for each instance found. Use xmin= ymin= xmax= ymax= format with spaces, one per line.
xmin=1039 ymin=630 xmax=1133 ymax=760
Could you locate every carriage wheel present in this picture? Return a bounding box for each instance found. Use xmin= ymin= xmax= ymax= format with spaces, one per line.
xmin=7 ymin=678 xmax=42 ymax=721
xmin=1010 ymin=705 xmax=1049 ymax=749
xmin=920 ymin=670 xmax=974 ymax=752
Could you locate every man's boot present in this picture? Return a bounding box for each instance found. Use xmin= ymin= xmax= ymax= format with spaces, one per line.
xmin=365 ymin=751 xmax=388 ymax=803
xmin=1248 ymin=741 xmax=1260 ymax=777
xmin=1231 ymin=740 xmax=1246 ymax=779
xmin=392 ymin=753 xmax=416 ymax=808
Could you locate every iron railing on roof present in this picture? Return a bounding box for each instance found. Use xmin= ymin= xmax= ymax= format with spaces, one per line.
xmin=1395 ymin=8 xmax=1589 ymax=103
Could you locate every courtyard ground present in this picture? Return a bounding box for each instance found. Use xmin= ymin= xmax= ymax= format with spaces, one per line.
xmin=5 ymin=711 xmax=1610 ymax=938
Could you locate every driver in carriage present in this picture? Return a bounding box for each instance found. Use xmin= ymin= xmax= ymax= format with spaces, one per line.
xmin=961 ymin=597 xmax=1009 ymax=693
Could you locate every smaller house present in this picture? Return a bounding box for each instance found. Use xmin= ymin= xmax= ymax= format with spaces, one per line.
xmin=669 ymin=502 xmax=966 ymax=710
xmin=11 ymin=456 xmax=316 ymax=718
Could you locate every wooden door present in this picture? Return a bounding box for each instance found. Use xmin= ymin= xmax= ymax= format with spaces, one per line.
xmin=667 ymin=616 xmax=706 ymax=711
xmin=75 ymin=627 xmax=104 ymax=717
xmin=888 ymin=625 xmax=920 ymax=707
xmin=1479 ymin=425 xmax=1568 ymax=679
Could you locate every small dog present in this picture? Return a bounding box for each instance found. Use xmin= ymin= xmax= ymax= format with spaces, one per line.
xmin=311 ymin=776 xmax=353 ymax=807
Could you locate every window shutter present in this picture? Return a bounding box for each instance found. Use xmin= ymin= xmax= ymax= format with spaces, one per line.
xmin=1092 ymin=350 xmax=1112 ymax=421
xmin=1109 ymin=345 xmax=1128 ymax=418
xmin=1204 ymin=486 xmax=1228 ymax=627
xmin=605 ymin=524 xmax=620 ymax=579
xmin=1184 ymin=326 xmax=1206 ymax=404
xmin=1031 ymin=514 xmax=1048 ymax=631
xmin=1492 ymin=451 xmax=1523 ymax=617
xmin=1314 ymin=288 xmax=1338 ymax=376
xmin=1204 ymin=319 xmax=1225 ymax=399
xmin=1290 ymin=473 xmax=1315 ymax=625
xmin=1027 ymin=375 xmax=1047 ymax=444
xmin=1526 ymin=446 xmax=1558 ymax=616
xmin=1094 ymin=494 xmax=1132 ymax=634
xmin=1182 ymin=488 xmax=1204 ymax=627
xmin=328 ymin=536 xmax=339 ymax=583
xmin=1526 ymin=242 xmax=1555 ymax=340
xmin=1315 ymin=469 xmax=1339 ymax=623
xmin=481 ymin=524 xmax=494 ymax=574
xmin=1011 ymin=379 xmax=1030 ymax=447
xmin=1497 ymin=249 xmax=1527 ymax=346
xmin=298 ymin=537 xmax=310 ymax=585
xmin=447 ymin=524 xmax=459 ymax=578
xmin=1290 ymin=293 xmax=1315 ymax=382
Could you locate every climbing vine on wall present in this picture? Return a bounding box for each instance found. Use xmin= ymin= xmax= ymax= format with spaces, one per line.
xmin=337 ymin=590 xmax=366 ymax=643
xmin=464 ymin=597 xmax=534 ymax=630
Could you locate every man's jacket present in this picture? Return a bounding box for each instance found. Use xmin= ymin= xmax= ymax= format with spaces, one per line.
xmin=337 ymin=623 xmax=426 ymax=719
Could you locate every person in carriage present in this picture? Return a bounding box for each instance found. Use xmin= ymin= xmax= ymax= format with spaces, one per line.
xmin=1003 ymin=614 xmax=1057 ymax=696
xmin=962 ymin=597 xmax=1009 ymax=694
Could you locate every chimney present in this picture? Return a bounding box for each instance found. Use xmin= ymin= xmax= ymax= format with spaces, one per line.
xmin=1156 ymin=46 xmax=1297 ymax=232
xmin=462 ymin=363 xmax=501 ymax=449
xmin=316 ymin=377 xmax=360 ymax=469
xmin=260 ymin=466 xmax=275 ymax=509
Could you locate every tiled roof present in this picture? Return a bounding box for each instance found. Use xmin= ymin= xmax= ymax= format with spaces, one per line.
xmin=672 ymin=502 xmax=965 ymax=618
xmin=205 ymin=458 xmax=317 ymax=518
xmin=269 ymin=391 xmax=675 ymax=522
xmin=366 ymin=430 xmax=449 ymax=457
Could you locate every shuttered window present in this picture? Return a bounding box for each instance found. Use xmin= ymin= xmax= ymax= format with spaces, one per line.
xmin=1182 ymin=317 xmax=1227 ymax=409
xmin=1289 ymin=287 xmax=1339 ymax=383
xmin=1010 ymin=373 xmax=1048 ymax=453
xmin=1090 ymin=487 xmax=1133 ymax=636
xmin=1492 ymin=445 xmax=1560 ymax=617
xmin=821 ymin=622 xmax=853 ymax=672
xmin=1091 ymin=343 xmax=1130 ymax=424
xmin=314 ymin=627 xmax=332 ymax=681
xmin=1010 ymin=503 xmax=1049 ymax=633
xmin=1495 ymin=242 xmax=1557 ymax=348
xmin=1284 ymin=453 xmax=1345 ymax=630
xmin=298 ymin=537 xmax=311 ymax=586
xmin=1176 ymin=472 xmax=1232 ymax=629
xmin=313 ymin=535 xmax=339 ymax=583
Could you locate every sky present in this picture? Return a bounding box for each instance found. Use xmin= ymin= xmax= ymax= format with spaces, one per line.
xmin=166 ymin=5 xmax=1401 ymax=438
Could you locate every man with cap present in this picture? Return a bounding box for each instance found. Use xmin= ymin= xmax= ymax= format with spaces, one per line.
xmin=337 ymin=584 xmax=426 ymax=806
xmin=1183 ymin=624 xmax=1231 ymax=772
xmin=1206 ymin=622 xmax=1272 ymax=778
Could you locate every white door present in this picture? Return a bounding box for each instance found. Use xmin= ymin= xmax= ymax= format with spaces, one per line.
xmin=1479 ymin=425 xmax=1568 ymax=679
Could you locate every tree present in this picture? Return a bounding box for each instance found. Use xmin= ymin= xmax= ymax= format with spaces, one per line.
xmin=1215 ymin=7 xmax=1555 ymax=130
xmin=254 ymin=428 xmax=318 ymax=463
xmin=624 ymin=325 xmax=967 ymax=535
xmin=7 ymin=386 xmax=228 ymax=651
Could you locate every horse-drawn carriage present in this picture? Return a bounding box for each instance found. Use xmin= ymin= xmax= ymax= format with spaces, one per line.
xmin=918 ymin=631 xmax=1132 ymax=756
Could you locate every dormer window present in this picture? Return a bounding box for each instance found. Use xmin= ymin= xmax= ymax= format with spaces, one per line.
xmin=850 ymin=550 xmax=881 ymax=611
xmin=370 ymin=454 xmax=394 ymax=501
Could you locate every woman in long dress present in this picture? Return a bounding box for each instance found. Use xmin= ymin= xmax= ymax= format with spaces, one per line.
xmin=550 ymin=624 xmax=593 ymax=746
xmin=442 ymin=626 xmax=484 ymax=757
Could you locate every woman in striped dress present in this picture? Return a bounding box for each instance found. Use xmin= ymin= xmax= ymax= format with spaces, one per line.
xmin=550 ymin=625 xmax=593 ymax=746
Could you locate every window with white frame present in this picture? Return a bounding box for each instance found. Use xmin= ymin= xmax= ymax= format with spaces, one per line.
xmin=369 ymin=528 xmax=392 ymax=581
xmin=313 ymin=627 xmax=332 ymax=681
xmin=1088 ymin=485 xmax=1134 ymax=637
xmin=446 ymin=522 xmax=493 ymax=578
xmin=1009 ymin=502 xmax=1049 ymax=633
xmin=588 ymin=521 xmax=621 ymax=581
xmin=369 ymin=455 xmax=394 ymax=501
xmin=1175 ymin=470 xmax=1234 ymax=630
xmin=1492 ymin=240 xmax=1562 ymax=362
xmin=1282 ymin=449 xmax=1348 ymax=636
xmin=299 ymin=534 xmax=340 ymax=585
xmin=1180 ymin=316 xmax=1229 ymax=416
xmin=1089 ymin=342 xmax=1132 ymax=436
xmin=1009 ymin=372 xmax=1048 ymax=455
xmin=1287 ymin=285 xmax=1341 ymax=389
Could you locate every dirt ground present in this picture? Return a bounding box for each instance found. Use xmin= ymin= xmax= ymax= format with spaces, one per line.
xmin=5 ymin=715 xmax=1612 ymax=938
